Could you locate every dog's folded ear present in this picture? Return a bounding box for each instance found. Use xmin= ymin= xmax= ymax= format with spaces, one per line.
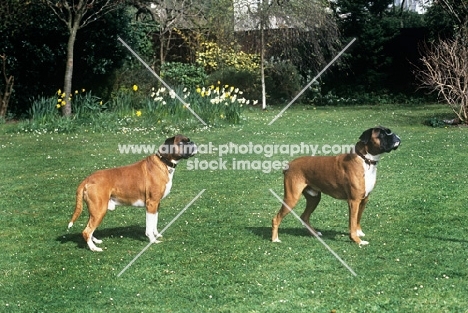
xmin=359 ymin=128 xmax=374 ymax=144
xmin=164 ymin=136 xmax=176 ymax=145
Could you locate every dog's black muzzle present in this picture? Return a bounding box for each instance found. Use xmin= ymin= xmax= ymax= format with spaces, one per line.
xmin=385 ymin=134 xmax=401 ymax=152
xmin=182 ymin=142 xmax=197 ymax=158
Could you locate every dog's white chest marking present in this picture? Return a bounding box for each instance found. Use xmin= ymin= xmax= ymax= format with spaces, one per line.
xmin=162 ymin=168 xmax=174 ymax=199
xmin=362 ymin=156 xmax=379 ymax=197
xmin=364 ymin=165 xmax=377 ymax=197
xmin=362 ymin=155 xmax=379 ymax=197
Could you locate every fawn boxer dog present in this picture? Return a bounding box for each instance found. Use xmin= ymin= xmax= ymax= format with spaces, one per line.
xmin=68 ymin=135 xmax=197 ymax=251
xmin=272 ymin=126 xmax=400 ymax=246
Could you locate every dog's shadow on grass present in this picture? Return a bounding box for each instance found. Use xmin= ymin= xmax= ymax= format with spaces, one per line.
xmin=246 ymin=226 xmax=346 ymax=241
xmin=57 ymin=225 xmax=147 ymax=249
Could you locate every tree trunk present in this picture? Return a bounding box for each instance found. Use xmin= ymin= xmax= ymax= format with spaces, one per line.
xmin=61 ymin=26 xmax=78 ymax=117
xmin=160 ymin=34 xmax=165 ymax=66
xmin=0 ymin=54 xmax=14 ymax=118
xmin=260 ymin=8 xmax=266 ymax=110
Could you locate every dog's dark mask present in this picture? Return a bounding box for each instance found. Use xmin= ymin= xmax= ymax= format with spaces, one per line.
xmin=359 ymin=127 xmax=401 ymax=152
xmin=159 ymin=135 xmax=197 ymax=159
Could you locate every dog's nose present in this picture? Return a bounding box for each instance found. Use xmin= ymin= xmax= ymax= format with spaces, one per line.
xmin=191 ymin=144 xmax=198 ymax=155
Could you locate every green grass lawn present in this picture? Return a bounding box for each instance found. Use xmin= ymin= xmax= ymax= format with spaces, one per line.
xmin=1 ymin=104 xmax=467 ymax=312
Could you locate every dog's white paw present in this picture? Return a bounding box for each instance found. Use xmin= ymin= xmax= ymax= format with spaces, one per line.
xmin=154 ymin=232 xmax=163 ymax=239
xmin=359 ymin=240 xmax=369 ymax=247
xmin=90 ymin=246 xmax=103 ymax=252
xmin=147 ymin=234 xmax=162 ymax=244
xmin=272 ymin=238 xmax=282 ymax=243
xmin=92 ymin=236 xmax=103 ymax=244
xmin=87 ymin=240 xmax=103 ymax=252
xmin=357 ymin=230 xmax=365 ymax=237
xmin=149 ymin=238 xmax=162 ymax=244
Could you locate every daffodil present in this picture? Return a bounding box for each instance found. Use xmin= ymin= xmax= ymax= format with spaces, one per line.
xmin=57 ymin=89 xmax=62 ymax=96
xmin=136 ymin=110 xmax=142 ymax=117
xmin=169 ymin=90 xmax=176 ymax=99
xmin=132 ymin=85 xmax=138 ymax=92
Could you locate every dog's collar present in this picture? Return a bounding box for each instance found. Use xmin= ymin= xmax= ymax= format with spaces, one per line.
xmin=356 ymin=151 xmax=378 ymax=166
xmin=155 ymin=151 xmax=177 ymax=168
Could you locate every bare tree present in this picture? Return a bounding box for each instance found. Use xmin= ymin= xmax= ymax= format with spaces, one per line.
xmin=132 ymin=0 xmax=205 ymax=67
xmin=45 ymin=0 xmax=125 ymax=116
xmin=417 ymin=24 xmax=468 ymax=124
xmin=234 ymin=0 xmax=339 ymax=109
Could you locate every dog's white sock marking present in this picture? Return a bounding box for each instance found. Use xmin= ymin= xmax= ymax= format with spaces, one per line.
xmin=357 ymin=229 xmax=365 ymax=237
xmin=68 ymin=222 xmax=73 ymax=229
xmin=154 ymin=212 xmax=162 ymax=238
xmin=92 ymin=236 xmax=102 ymax=244
xmin=272 ymin=238 xmax=282 ymax=243
xmin=145 ymin=212 xmax=162 ymax=243
xmin=87 ymin=232 xmax=103 ymax=252
xmin=359 ymin=240 xmax=369 ymax=247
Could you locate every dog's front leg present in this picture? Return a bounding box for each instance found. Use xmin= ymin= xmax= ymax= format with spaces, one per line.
xmin=348 ymin=199 xmax=369 ymax=246
xmin=145 ymin=201 xmax=162 ymax=243
xmin=153 ymin=209 xmax=162 ymax=239
xmin=356 ymin=197 xmax=369 ymax=238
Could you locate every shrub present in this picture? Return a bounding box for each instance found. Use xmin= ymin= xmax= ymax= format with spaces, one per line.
xmin=207 ymin=68 xmax=261 ymax=102
xmin=196 ymin=41 xmax=260 ymax=73
xmin=264 ymin=60 xmax=302 ymax=104
xmin=160 ymin=62 xmax=207 ymax=89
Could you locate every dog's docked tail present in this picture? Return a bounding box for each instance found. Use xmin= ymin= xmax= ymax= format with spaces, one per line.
xmin=68 ymin=181 xmax=86 ymax=229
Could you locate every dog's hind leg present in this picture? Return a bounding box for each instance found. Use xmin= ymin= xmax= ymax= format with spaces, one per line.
xmin=301 ymin=187 xmax=322 ymax=236
xmin=272 ymin=180 xmax=306 ymax=243
xmin=82 ymin=191 xmax=107 ymax=252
